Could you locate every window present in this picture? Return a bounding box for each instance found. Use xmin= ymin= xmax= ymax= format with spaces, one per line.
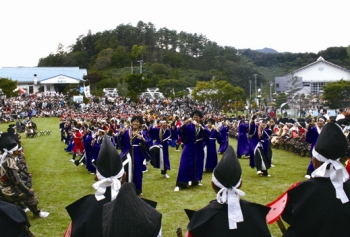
xmin=46 ymin=85 xmax=50 ymax=91
xmin=311 ymin=82 xmax=326 ymax=95
xmin=29 ymin=86 xmax=33 ymax=94
xmin=276 ymin=83 xmax=279 ymax=88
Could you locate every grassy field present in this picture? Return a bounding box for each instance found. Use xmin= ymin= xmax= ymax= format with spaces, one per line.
xmin=0 ymin=118 xmax=310 ymax=237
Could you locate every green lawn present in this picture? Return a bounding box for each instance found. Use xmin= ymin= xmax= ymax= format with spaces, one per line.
xmin=0 ymin=118 xmax=310 ymax=237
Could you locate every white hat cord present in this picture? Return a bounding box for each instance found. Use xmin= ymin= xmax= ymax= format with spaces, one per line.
xmin=0 ymin=145 xmax=19 ymax=164
xmin=212 ymin=174 xmax=245 ymax=229
xmin=312 ymin=148 xmax=349 ymax=203
xmin=93 ymin=167 xmax=124 ymax=201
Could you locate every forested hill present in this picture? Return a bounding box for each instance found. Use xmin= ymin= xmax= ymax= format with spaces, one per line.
xmin=38 ymin=20 xmax=350 ymax=97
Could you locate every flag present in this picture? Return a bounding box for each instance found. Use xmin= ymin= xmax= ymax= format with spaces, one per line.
xmin=13 ymin=86 xmax=26 ymax=94
xmin=84 ymin=85 xmax=91 ymax=97
xmin=18 ymin=87 xmax=25 ymax=94
xmin=280 ymin=102 xmax=288 ymax=110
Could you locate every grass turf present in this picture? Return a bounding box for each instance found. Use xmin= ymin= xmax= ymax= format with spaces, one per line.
xmin=0 ymin=118 xmax=310 ymax=237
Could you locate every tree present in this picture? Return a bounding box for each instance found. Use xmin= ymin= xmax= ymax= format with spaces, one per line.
xmin=275 ymin=92 xmax=290 ymax=109
xmin=0 ymin=78 xmax=18 ymax=97
xmin=286 ymin=74 xmax=303 ymax=94
xmin=293 ymin=93 xmax=309 ymax=117
xmin=94 ymin=48 xmax=114 ymax=70
xmin=130 ymin=45 xmax=147 ymax=62
xmin=323 ymin=79 xmax=350 ymax=108
xmin=83 ymin=70 xmax=106 ymax=84
xmin=96 ymin=79 xmax=118 ymax=90
xmin=192 ymin=79 xmax=245 ymax=111
xmin=111 ymin=46 xmax=128 ymax=68
xmin=125 ymin=74 xmax=149 ymax=95
xmin=156 ymin=79 xmax=189 ymax=97
xmin=150 ymin=63 xmax=169 ymax=75
xmin=117 ymin=80 xmax=128 ymax=97
xmin=56 ymin=43 xmax=65 ymax=54
xmin=38 ymin=53 xmax=64 ymax=66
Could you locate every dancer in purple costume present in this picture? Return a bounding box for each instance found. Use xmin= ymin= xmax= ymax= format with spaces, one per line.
xmin=149 ymin=119 xmax=172 ymax=178
xmin=248 ymin=115 xmax=271 ymax=176
xmin=119 ymin=115 xmax=151 ymax=195
xmin=218 ymin=121 xmax=229 ymax=154
xmin=174 ymin=110 xmax=208 ymax=191
xmin=203 ymin=118 xmax=219 ymax=172
xmin=304 ymin=116 xmax=326 ymax=179
xmin=83 ymin=127 xmax=95 ymax=173
xmin=236 ymin=119 xmax=250 ymax=158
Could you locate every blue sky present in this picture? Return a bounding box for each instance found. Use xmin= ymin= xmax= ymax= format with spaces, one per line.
xmin=1 ymin=0 xmax=349 ymax=68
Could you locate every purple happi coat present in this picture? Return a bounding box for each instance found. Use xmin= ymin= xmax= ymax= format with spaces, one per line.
xmin=203 ymin=127 xmax=219 ymax=171
xmin=236 ymin=121 xmax=250 ymax=158
xmin=149 ymin=126 xmax=171 ymax=171
xmin=217 ymin=125 xmax=229 ymax=153
xmin=176 ymin=123 xmax=205 ymax=184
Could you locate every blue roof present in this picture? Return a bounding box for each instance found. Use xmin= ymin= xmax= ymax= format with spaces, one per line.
xmin=0 ymin=67 xmax=87 ymax=82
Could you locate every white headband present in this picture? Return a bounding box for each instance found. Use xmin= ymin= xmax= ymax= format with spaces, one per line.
xmin=212 ymin=174 xmax=245 ymax=229
xmin=0 ymin=144 xmax=19 ymax=164
xmin=312 ymin=148 xmax=349 ymax=203
xmin=93 ymin=167 xmax=124 ymax=201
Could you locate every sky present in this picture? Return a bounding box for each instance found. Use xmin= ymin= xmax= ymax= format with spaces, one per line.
xmin=1 ymin=0 xmax=349 ymax=68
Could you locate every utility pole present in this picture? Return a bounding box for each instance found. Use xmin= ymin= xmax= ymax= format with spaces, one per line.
xmin=270 ymin=81 xmax=273 ymax=102
xmin=253 ymin=74 xmax=258 ymax=99
xmin=138 ymin=60 xmax=143 ymax=74
xmin=249 ymin=80 xmax=252 ymax=101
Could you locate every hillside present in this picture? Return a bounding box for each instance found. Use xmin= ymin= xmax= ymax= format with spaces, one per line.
xmin=256 ymin=47 xmax=278 ymax=54
xmin=37 ymin=21 xmax=350 ymax=98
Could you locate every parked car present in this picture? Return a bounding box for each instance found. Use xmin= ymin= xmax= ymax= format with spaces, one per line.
xmin=103 ymin=88 xmax=118 ymax=97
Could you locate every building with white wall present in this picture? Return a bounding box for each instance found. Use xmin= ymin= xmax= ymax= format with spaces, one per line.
xmin=0 ymin=67 xmax=87 ymax=94
xmin=275 ymin=56 xmax=350 ymax=95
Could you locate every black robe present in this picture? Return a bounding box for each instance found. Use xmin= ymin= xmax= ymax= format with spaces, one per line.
xmin=66 ymin=188 xmax=112 ymax=237
xmin=187 ymin=199 xmax=271 ymax=237
xmin=0 ymin=201 xmax=31 ymax=237
xmin=282 ymin=177 xmax=350 ymax=237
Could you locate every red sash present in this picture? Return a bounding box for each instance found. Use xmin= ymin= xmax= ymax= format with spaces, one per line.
xmin=63 ymin=222 xmax=72 ymax=237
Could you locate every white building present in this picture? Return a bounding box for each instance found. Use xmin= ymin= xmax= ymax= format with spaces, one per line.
xmin=0 ymin=67 xmax=87 ymax=94
xmin=275 ymin=56 xmax=350 ymax=95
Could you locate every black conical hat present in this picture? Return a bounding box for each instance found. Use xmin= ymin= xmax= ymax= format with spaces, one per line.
xmin=97 ymin=135 xmax=122 ymax=177
xmin=298 ymin=122 xmax=306 ymax=128
xmin=314 ymin=122 xmax=348 ymax=160
xmin=0 ymin=134 xmax=18 ymax=152
xmin=288 ymin=118 xmax=296 ymax=124
xmin=336 ymin=118 xmax=350 ymax=127
xmin=281 ymin=118 xmax=288 ymax=124
xmin=213 ymin=145 xmax=241 ymax=188
xmin=102 ymin=182 xmax=162 ymax=237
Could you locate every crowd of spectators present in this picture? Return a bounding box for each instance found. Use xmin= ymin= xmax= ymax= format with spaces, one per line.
xmin=0 ymin=91 xmax=240 ymax=124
